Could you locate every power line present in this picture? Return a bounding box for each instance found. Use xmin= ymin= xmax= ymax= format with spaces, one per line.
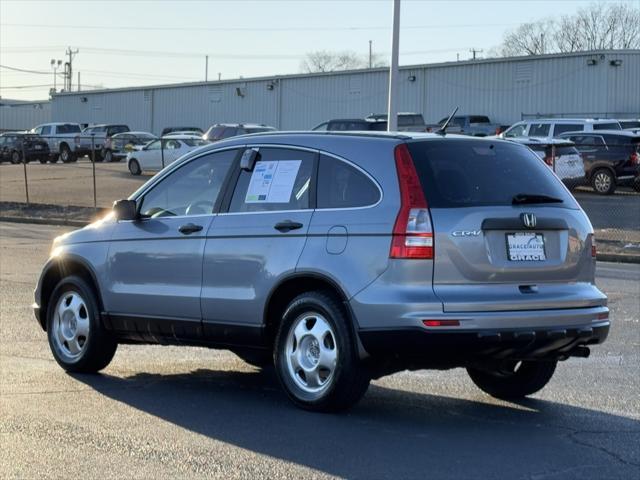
xmin=0 ymin=21 xmax=519 ymax=32
xmin=0 ymin=64 xmax=51 ymax=74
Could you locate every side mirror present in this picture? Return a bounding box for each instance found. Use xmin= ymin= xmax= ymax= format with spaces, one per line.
xmin=240 ymin=148 xmax=259 ymax=170
xmin=113 ymin=199 xmax=138 ymax=221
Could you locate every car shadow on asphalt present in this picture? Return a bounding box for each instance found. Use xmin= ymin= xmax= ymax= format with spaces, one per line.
xmin=71 ymin=368 xmax=640 ymax=478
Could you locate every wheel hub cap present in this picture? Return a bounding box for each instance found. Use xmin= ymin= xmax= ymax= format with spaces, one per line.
xmin=285 ymin=313 xmax=338 ymax=394
xmin=52 ymin=291 xmax=90 ymax=360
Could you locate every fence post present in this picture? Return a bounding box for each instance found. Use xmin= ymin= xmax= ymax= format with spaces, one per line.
xmin=91 ymin=134 xmax=97 ymax=210
xmin=160 ymin=137 xmax=165 ymax=169
xmin=21 ymin=139 xmax=29 ymax=205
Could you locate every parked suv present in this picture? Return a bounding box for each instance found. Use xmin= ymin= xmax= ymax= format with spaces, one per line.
xmin=508 ymin=138 xmax=585 ymax=188
xmin=313 ymin=118 xmax=387 ymax=131
xmin=203 ymin=123 xmax=276 ymax=142
xmin=559 ymin=130 xmax=640 ymax=194
xmin=80 ymin=124 xmax=130 ymax=161
xmin=501 ymin=119 xmax=622 ymax=141
xmin=0 ymin=132 xmax=50 ymax=164
xmin=34 ymin=132 xmax=609 ymax=412
xmin=103 ymin=131 xmax=157 ymax=162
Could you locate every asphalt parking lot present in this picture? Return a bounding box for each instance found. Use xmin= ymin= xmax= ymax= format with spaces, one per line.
xmin=0 ymin=221 xmax=638 ymax=479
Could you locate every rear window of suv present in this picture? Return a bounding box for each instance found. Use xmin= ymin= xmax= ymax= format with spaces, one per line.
xmin=57 ymin=124 xmax=81 ymax=134
xmin=593 ymin=122 xmax=621 ymax=130
xmin=406 ymin=140 xmax=577 ymax=209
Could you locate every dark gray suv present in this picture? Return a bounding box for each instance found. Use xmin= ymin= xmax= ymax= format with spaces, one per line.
xmin=34 ymin=132 xmax=609 ymax=411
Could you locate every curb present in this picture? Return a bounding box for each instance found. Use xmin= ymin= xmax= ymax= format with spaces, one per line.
xmin=0 ymin=216 xmax=88 ymax=228
xmin=595 ymin=252 xmax=640 ymax=264
xmin=1 ymin=215 xmax=639 ymax=264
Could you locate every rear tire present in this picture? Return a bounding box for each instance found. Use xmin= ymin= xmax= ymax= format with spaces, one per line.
xmin=59 ymin=145 xmax=75 ymax=163
xmin=467 ymin=360 xmax=557 ymax=399
xmin=128 ymin=159 xmax=141 ymax=175
xmin=103 ymin=149 xmax=113 ymax=163
xmin=46 ymin=275 xmax=117 ymax=373
xmin=10 ymin=150 xmax=21 ymax=164
xmin=274 ymin=291 xmax=370 ymax=412
xmin=591 ymin=169 xmax=615 ymax=195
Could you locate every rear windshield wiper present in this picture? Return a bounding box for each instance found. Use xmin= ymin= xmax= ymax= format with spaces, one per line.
xmin=512 ymin=193 xmax=564 ymax=205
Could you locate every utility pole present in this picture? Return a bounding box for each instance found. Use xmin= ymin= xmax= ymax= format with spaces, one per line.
xmin=369 ymin=40 xmax=373 ymax=69
xmin=65 ymin=47 xmax=79 ymax=91
xmin=469 ymin=48 xmax=483 ymax=60
xmin=387 ymin=0 xmax=401 ymax=132
xmin=218 ymin=72 xmax=221 ymax=81
xmin=205 ymin=55 xmax=209 ymax=81
xmin=78 ymin=71 xmax=81 ymax=91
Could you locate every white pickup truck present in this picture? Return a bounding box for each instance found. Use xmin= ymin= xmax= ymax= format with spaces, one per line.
xmin=30 ymin=123 xmax=89 ymax=162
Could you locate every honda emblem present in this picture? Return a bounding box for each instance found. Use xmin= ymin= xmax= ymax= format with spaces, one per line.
xmin=521 ymin=213 xmax=537 ymax=229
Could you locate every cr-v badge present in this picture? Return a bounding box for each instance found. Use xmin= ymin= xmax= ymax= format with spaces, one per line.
xmin=451 ymin=230 xmax=481 ymax=237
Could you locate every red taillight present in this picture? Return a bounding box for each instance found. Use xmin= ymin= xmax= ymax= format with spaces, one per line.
xmin=597 ymin=312 xmax=609 ymax=320
xmin=543 ymin=155 xmax=553 ymax=167
xmin=495 ymin=127 xmax=502 ymax=135
xmin=423 ymin=320 xmax=460 ymax=327
xmin=390 ymin=144 xmax=434 ymax=259
xmin=629 ymin=152 xmax=639 ymax=165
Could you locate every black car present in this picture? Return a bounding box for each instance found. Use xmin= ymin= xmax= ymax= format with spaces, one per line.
xmin=203 ymin=123 xmax=276 ymax=142
xmin=559 ymin=130 xmax=640 ymax=194
xmin=0 ymin=132 xmax=50 ymax=164
xmin=161 ymin=126 xmax=203 ymax=136
xmin=104 ymin=131 xmax=157 ymax=162
xmin=312 ymin=118 xmax=387 ymax=131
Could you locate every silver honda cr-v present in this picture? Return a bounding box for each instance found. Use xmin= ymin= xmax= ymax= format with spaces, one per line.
xmin=34 ymin=132 xmax=609 ymax=411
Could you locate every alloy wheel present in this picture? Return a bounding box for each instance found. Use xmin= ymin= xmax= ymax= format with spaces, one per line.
xmin=285 ymin=313 xmax=338 ymax=394
xmin=51 ymin=291 xmax=90 ymax=361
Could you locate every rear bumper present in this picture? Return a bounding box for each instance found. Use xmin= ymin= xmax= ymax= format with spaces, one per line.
xmin=355 ymin=300 xmax=610 ymax=363
xmin=358 ymin=319 xmax=609 ymax=362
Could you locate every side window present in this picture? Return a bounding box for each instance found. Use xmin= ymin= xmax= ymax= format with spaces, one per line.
xmin=41 ymin=126 xmax=51 ymax=135
xmin=529 ymin=123 xmax=551 ymax=137
xmin=146 ymin=140 xmax=161 ymax=150
xmin=505 ymin=124 xmax=526 ymax=138
xmin=139 ymin=149 xmax=237 ymax=218
xmin=313 ymin=122 xmax=329 ymax=131
xmin=229 ymin=148 xmax=315 ymax=213
xmin=166 ymin=140 xmax=180 ymax=150
xmin=221 ymin=127 xmax=237 ymax=139
xmin=552 ymin=124 xmax=582 ymax=137
xmin=317 ymin=155 xmax=380 ymax=208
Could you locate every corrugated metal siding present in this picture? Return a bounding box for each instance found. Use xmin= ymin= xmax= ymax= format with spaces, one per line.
xmin=51 ymin=50 xmax=640 ymax=132
xmin=0 ymin=102 xmax=51 ymax=131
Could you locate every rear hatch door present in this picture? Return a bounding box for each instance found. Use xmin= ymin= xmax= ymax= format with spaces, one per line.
xmin=407 ymin=139 xmax=605 ymax=313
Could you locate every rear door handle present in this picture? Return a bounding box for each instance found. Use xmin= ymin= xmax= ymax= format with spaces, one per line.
xmin=274 ymin=220 xmax=303 ymax=232
xmin=178 ymin=223 xmax=203 ymax=235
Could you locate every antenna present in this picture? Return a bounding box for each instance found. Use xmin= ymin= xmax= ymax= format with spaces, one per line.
xmin=436 ymin=106 xmax=459 ymax=136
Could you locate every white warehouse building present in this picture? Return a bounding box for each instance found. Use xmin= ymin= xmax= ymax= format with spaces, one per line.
xmin=50 ymin=49 xmax=640 ymax=134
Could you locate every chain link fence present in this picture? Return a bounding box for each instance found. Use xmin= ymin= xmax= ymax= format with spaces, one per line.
xmin=1 ymin=132 xmax=639 ymax=250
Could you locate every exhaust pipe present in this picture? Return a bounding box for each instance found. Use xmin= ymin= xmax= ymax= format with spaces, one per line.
xmin=568 ymin=346 xmax=590 ymax=358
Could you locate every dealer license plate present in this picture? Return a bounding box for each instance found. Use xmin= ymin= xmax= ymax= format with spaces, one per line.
xmin=506 ymin=233 xmax=546 ymax=261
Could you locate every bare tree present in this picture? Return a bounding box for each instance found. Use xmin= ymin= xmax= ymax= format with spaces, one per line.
xmin=300 ymin=50 xmax=388 ymax=73
xmin=492 ymin=2 xmax=639 ymax=56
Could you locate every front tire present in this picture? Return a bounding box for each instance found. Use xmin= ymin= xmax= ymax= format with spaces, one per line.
xmin=591 ymin=169 xmax=616 ymax=195
xmin=103 ymin=149 xmax=113 ymax=163
xmin=128 ymin=159 xmax=141 ymax=175
xmin=46 ymin=276 xmax=117 ymax=373
xmin=467 ymin=360 xmax=557 ymax=399
xmin=274 ymin=291 xmax=370 ymax=412
xmin=11 ymin=150 xmax=22 ymax=164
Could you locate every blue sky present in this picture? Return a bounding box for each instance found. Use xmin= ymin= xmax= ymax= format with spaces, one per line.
xmin=1 ymin=0 xmax=636 ymax=100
